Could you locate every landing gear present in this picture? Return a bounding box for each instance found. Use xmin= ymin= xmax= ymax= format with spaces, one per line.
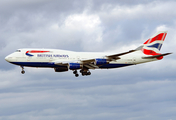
xmin=75 ymin=74 xmax=79 ymax=77
xmin=73 ymin=69 xmax=91 ymax=77
xmin=80 ymin=69 xmax=91 ymax=76
xmin=21 ymin=70 xmax=25 ymax=74
xmin=87 ymin=71 xmax=91 ymax=75
xmin=73 ymin=70 xmax=79 ymax=77
xmin=20 ymin=66 xmax=25 ymax=74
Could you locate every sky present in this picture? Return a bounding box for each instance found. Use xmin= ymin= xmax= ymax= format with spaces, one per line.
xmin=0 ymin=0 xmax=176 ymax=120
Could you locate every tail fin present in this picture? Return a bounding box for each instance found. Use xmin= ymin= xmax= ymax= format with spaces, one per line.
xmin=141 ymin=31 xmax=167 ymax=55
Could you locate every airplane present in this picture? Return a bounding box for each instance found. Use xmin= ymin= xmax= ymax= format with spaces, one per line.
xmin=5 ymin=31 xmax=172 ymax=77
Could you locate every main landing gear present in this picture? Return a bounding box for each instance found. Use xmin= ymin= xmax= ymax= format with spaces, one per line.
xmin=80 ymin=69 xmax=91 ymax=76
xmin=73 ymin=70 xmax=79 ymax=77
xmin=20 ymin=66 xmax=25 ymax=74
xmin=73 ymin=69 xmax=91 ymax=77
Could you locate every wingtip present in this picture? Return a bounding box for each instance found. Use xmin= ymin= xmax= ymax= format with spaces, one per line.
xmin=168 ymin=52 xmax=173 ymax=55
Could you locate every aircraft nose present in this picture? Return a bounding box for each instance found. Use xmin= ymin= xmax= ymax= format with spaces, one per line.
xmin=5 ymin=55 xmax=10 ymax=62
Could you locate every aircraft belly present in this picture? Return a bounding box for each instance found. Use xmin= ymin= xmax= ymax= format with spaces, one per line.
xmin=99 ymin=63 xmax=133 ymax=69
xmin=10 ymin=62 xmax=62 ymax=68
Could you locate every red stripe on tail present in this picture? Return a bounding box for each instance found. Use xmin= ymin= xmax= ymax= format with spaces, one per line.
xmin=142 ymin=48 xmax=163 ymax=60
xmin=144 ymin=33 xmax=166 ymax=44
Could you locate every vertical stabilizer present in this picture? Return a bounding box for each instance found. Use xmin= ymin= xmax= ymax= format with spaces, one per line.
xmin=142 ymin=31 xmax=167 ymax=53
xmin=141 ymin=31 xmax=168 ymax=60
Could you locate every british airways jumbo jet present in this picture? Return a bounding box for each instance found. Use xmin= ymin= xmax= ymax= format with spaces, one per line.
xmin=5 ymin=31 xmax=171 ymax=77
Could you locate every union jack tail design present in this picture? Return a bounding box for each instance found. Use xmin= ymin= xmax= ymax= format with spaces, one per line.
xmin=141 ymin=31 xmax=167 ymax=60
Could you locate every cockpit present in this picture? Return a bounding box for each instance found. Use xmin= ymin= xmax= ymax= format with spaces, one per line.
xmin=16 ymin=50 xmax=21 ymax=52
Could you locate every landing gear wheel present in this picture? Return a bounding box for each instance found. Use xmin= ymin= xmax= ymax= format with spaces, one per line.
xmin=82 ymin=73 xmax=85 ymax=76
xmin=21 ymin=70 xmax=25 ymax=74
xmin=87 ymin=71 xmax=91 ymax=75
xmin=73 ymin=70 xmax=77 ymax=74
xmin=73 ymin=70 xmax=79 ymax=77
xmin=20 ymin=66 xmax=25 ymax=74
xmin=80 ymin=69 xmax=91 ymax=76
xmin=75 ymin=74 xmax=79 ymax=77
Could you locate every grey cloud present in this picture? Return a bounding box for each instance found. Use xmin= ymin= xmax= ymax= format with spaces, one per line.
xmin=0 ymin=72 xmax=176 ymax=120
xmin=0 ymin=57 xmax=176 ymax=120
xmin=0 ymin=0 xmax=176 ymax=120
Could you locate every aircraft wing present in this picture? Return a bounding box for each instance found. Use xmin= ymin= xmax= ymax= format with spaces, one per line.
xmin=54 ymin=61 xmax=70 ymax=65
xmin=80 ymin=59 xmax=95 ymax=64
xmin=53 ymin=50 xmax=136 ymax=69
xmin=80 ymin=50 xmax=136 ymax=62
xmin=53 ymin=59 xmax=97 ymax=69
xmin=105 ymin=50 xmax=136 ymax=60
xmin=81 ymin=50 xmax=137 ymax=69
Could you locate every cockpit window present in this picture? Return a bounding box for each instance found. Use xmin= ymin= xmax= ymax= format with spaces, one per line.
xmin=16 ymin=50 xmax=21 ymax=52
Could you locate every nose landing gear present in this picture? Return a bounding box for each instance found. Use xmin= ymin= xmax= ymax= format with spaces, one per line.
xmin=20 ymin=66 xmax=25 ymax=74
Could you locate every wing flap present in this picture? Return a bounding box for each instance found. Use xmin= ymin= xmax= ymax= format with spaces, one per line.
xmin=80 ymin=59 xmax=95 ymax=64
xmin=84 ymin=64 xmax=95 ymax=69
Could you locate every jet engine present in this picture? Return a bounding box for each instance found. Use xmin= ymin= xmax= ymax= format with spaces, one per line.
xmin=69 ymin=63 xmax=83 ymax=70
xmin=94 ymin=59 xmax=108 ymax=65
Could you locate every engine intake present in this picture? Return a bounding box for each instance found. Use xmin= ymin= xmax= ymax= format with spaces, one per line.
xmin=69 ymin=63 xmax=82 ymax=70
xmin=94 ymin=59 xmax=108 ymax=65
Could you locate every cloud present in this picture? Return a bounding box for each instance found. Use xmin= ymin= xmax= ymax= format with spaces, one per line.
xmin=0 ymin=0 xmax=176 ymax=120
xmin=0 ymin=75 xmax=176 ymax=120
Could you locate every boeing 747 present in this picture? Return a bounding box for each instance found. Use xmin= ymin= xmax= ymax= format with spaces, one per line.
xmin=5 ymin=31 xmax=171 ymax=77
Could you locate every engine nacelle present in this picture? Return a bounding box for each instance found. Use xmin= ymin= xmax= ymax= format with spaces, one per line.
xmin=94 ymin=59 xmax=108 ymax=65
xmin=54 ymin=67 xmax=68 ymax=72
xmin=69 ymin=63 xmax=82 ymax=70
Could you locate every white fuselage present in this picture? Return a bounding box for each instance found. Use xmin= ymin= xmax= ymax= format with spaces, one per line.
xmin=5 ymin=48 xmax=157 ymax=69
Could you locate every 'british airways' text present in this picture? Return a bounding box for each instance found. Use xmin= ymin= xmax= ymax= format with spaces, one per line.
xmin=37 ymin=54 xmax=69 ymax=57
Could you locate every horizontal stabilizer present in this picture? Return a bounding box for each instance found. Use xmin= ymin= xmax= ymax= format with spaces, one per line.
xmin=142 ymin=53 xmax=172 ymax=59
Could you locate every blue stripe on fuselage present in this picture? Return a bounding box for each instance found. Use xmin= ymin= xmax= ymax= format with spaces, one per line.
xmin=11 ymin=62 xmax=61 ymax=68
xmin=10 ymin=62 xmax=133 ymax=69
xmin=99 ymin=64 xmax=133 ymax=68
xmin=26 ymin=53 xmax=34 ymax=57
